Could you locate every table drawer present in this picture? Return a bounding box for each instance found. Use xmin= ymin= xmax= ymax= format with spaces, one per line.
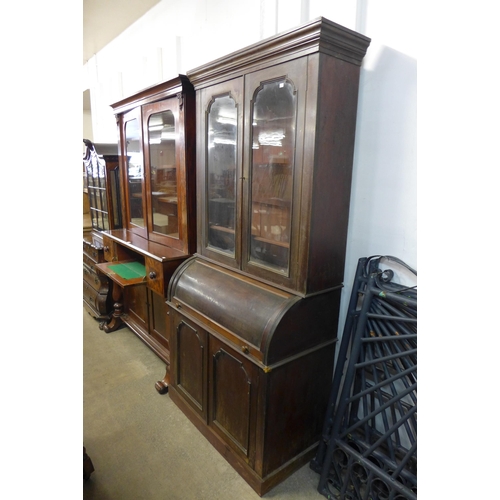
xmin=145 ymin=257 xmax=164 ymax=295
xmin=83 ymin=280 xmax=110 ymax=317
xmin=83 ymin=240 xmax=102 ymax=262
xmin=102 ymin=235 xmax=115 ymax=262
xmin=83 ymin=263 xmax=106 ymax=290
xmin=83 ymin=281 xmax=100 ymax=310
xmin=83 ymin=253 xmax=100 ymax=273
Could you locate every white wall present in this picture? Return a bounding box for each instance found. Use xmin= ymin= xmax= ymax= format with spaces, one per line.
xmin=83 ymin=110 xmax=93 ymax=142
xmin=83 ymin=0 xmax=417 ymax=336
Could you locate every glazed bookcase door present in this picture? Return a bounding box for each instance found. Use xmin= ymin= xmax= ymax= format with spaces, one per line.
xmin=85 ymin=151 xmax=109 ymax=231
xmin=143 ymin=97 xmax=186 ymax=250
xmin=242 ymin=59 xmax=307 ymax=290
xmin=107 ymin=159 xmax=122 ymax=229
xmin=121 ymin=107 xmax=147 ymax=239
xmin=197 ymin=77 xmax=244 ymax=269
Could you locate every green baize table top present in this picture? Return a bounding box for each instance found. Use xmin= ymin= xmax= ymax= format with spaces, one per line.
xmin=108 ymin=262 xmax=146 ymax=280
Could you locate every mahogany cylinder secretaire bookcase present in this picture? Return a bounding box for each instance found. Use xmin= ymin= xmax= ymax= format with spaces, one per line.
xmin=166 ymin=17 xmax=371 ymax=495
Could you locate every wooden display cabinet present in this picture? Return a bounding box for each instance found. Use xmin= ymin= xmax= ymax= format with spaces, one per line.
xmin=193 ymin=18 xmax=370 ymax=296
xmin=96 ymin=75 xmax=196 ymax=393
xmin=167 ymin=17 xmax=371 ymax=495
xmin=83 ymin=140 xmax=122 ymax=320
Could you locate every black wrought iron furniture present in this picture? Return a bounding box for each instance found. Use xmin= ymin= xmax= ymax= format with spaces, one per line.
xmin=311 ymin=256 xmax=417 ymax=500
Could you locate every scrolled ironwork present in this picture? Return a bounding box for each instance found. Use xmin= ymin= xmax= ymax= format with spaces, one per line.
xmin=311 ymin=256 xmax=417 ymax=500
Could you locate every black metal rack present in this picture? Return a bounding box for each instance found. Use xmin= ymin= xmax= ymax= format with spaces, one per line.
xmin=311 ymin=256 xmax=417 ymax=500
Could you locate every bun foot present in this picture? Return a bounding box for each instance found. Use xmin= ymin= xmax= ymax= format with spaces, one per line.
xmin=155 ymin=366 xmax=170 ymax=394
xmin=155 ymin=380 xmax=169 ymax=394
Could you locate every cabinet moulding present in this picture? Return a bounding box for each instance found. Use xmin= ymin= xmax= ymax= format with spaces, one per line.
xmin=187 ymin=17 xmax=370 ymax=89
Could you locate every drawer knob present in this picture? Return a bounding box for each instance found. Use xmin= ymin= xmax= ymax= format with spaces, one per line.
xmin=149 ymin=271 xmax=157 ymax=279
xmin=241 ymin=345 xmax=249 ymax=354
xmin=104 ymin=246 xmax=109 ymax=252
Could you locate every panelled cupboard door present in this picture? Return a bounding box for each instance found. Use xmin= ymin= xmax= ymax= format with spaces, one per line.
xmin=149 ymin=290 xmax=169 ymax=351
xmin=241 ymin=58 xmax=308 ymax=290
xmin=197 ymin=77 xmax=244 ymax=269
xmin=170 ymin=312 xmax=208 ymax=421
xmin=208 ymin=336 xmax=258 ymax=467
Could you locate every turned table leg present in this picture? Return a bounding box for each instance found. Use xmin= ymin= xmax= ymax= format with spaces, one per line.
xmin=99 ymin=281 xmax=124 ymax=333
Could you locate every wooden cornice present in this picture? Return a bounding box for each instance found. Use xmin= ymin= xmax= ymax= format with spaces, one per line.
xmin=110 ymin=74 xmax=192 ymax=115
xmin=187 ymin=17 xmax=371 ymax=89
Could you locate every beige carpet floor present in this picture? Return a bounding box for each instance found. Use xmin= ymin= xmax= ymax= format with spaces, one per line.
xmin=83 ymin=307 xmax=326 ymax=499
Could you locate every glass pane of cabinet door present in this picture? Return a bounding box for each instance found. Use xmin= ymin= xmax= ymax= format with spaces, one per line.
xmin=207 ymin=94 xmax=238 ymax=256
xmin=147 ymin=107 xmax=178 ymax=238
xmin=198 ymin=78 xmax=243 ymax=268
xmin=106 ymin=159 xmax=122 ymax=229
xmin=248 ymin=79 xmax=296 ymax=274
xmin=122 ymin=108 xmax=147 ymax=238
xmin=242 ymin=59 xmax=307 ymax=288
xmin=142 ymin=97 xmax=189 ymax=250
xmin=84 ymin=145 xmax=110 ymax=231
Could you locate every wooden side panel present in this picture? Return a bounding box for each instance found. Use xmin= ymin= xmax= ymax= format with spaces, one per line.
xmin=306 ymin=54 xmax=362 ymax=291
xmin=262 ymin=343 xmax=335 ymax=476
xmin=266 ymin=288 xmax=340 ymax=364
